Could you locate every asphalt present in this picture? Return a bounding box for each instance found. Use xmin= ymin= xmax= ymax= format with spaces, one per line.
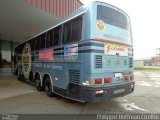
xmin=0 ymin=71 xmax=160 ymax=114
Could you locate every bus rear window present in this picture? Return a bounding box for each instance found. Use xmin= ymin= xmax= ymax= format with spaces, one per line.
xmin=97 ymin=5 xmax=128 ymax=30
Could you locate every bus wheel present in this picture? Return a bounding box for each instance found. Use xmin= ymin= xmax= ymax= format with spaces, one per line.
xmin=35 ymin=75 xmax=44 ymax=91
xmin=44 ymin=77 xmax=54 ymax=97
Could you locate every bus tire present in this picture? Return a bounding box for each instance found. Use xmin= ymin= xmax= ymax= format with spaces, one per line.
xmin=35 ymin=74 xmax=44 ymax=91
xmin=44 ymin=77 xmax=54 ymax=97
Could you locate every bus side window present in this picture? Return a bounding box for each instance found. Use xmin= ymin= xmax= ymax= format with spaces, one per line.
xmin=71 ymin=17 xmax=82 ymax=42
xmin=30 ymin=39 xmax=35 ymax=51
xmin=40 ymin=33 xmax=46 ymax=49
xmin=20 ymin=43 xmax=25 ymax=54
xmin=32 ymin=39 xmax=36 ymax=51
xmin=35 ymin=37 xmax=40 ymax=50
xmin=46 ymin=30 xmax=54 ymax=48
xmin=63 ymin=22 xmax=71 ymax=44
xmin=53 ymin=26 xmax=61 ymax=46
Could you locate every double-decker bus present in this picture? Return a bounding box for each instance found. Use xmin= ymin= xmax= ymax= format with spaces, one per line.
xmin=14 ymin=1 xmax=135 ymax=102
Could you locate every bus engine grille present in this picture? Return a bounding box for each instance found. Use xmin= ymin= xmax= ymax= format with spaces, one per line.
xmin=95 ymin=55 xmax=103 ymax=68
xmin=129 ymin=58 xmax=133 ymax=68
xmin=69 ymin=70 xmax=80 ymax=84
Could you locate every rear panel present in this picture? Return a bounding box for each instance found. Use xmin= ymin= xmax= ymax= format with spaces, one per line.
xmin=82 ymin=2 xmax=134 ymax=89
xmin=78 ymin=2 xmax=134 ymax=102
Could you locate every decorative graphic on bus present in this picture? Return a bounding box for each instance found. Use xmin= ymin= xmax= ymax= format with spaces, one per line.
xmin=96 ymin=20 xmax=106 ymax=32
xmin=22 ymin=43 xmax=31 ymax=79
xmin=33 ymin=63 xmax=62 ymax=70
xmin=39 ymin=49 xmax=54 ymax=61
xmin=104 ymin=43 xmax=128 ymax=56
xmin=64 ymin=44 xmax=78 ymax=61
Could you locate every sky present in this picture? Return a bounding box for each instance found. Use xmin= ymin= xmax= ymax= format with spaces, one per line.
xmin=80 ymin=0 xmax=160 ymax=60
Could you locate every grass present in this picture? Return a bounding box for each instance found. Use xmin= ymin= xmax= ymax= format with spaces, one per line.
xmin=134 ymin=67 xmax=160 ymax=70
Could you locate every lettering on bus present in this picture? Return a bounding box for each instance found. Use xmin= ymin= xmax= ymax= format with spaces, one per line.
xmin=39 ymin=49 xmax=54 ymax=61
xmin=34 ymin=63 xmax=62 ymax=70
xmin=22 ymin=43 xmax=31 ymax=79
xmin=64 ymin=44 xmax=78 ymax=61
xmin=51 ymin=65 xmax=62 ymax=70
xmin=104 ymin=43 xmax=128 ymax=56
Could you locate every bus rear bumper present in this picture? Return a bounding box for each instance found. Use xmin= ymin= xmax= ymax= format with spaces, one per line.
xmin=81 ymin=81 xmax=135 ymax=102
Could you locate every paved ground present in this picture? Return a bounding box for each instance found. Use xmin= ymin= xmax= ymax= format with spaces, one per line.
xmin=0 ymin=71 xmax=160 ymax=114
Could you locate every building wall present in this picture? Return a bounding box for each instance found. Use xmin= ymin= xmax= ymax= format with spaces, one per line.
xmin=134 ymin=60 xmax=144 ymax=67
xmin=0 ymin=40 xmax=19 ymax=74
xmin=0 ymin=0 xmax=82 ymax=74
xmin=0 ymin=40 xmax=11 ymax=74
xmin=23 ymin=0 xmax=83 ymax=18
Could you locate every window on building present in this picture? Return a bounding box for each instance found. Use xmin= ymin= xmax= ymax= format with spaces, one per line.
xmin=71 ymin=17 xmax=82 ymax=41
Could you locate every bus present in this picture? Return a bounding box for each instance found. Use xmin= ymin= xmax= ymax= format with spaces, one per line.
xmin=14 ymin=1 xmax=135 ymax=102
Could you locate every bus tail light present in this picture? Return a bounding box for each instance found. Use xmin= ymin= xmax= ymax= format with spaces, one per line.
xmin=124 ymin=76 xmax=129 ymax=81
xmin=104 ymin=77 xmax=112 ymax=84
xmin=130 ymin=75 xmax=134 ymax=80
xmin=93 ymin=78 xmax=103 ymax=84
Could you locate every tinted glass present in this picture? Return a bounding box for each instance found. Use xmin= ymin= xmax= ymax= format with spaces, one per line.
xmin=53 ymin=26 xmax=61 ymax=46
xmin=97 ymin=5 xmax=128 ymax=30
xmin=29 ymin=39 xmax=35 ymax=51
xmin=63 ymin=22 xmax=71 ymax=43
xmin=35 ymin=37 xmax=40 ymax=50
xmin=71 ymin=17 xmax=82 ymax=41
xmin=40 ymin=33 xmax=46 ymax=49
xmin=46 ymin=30 xmax=54 ymax=48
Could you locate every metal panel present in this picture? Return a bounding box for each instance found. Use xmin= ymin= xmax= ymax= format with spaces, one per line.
xmin=66 ymin=0 xmax=69 ymax=17
xmin=58 ymin=0 xmax=62 ymax=18
xmin=69 ymin=70 xmax=80 ymax=84
xmin=95 ymin=55 xmax=103 ymax=68
xmin=46 ymin=0 xmax=50 ymax=13
xmin=62 ymin=0 xmax=64 ymax=17
xmin=53 ymin=0 xmax=57 ymax=16
xmin=57 ymin=0 xmax=60 ymax=18
xmin=42 ymin=0 xmax=45 ymax=11
xmin=32 ymin=0 xmax=37 ymax=7
xmin=37 ymin=0 xmax=41 ymax=9
xmin=50 ymin=0 xmax=53 ymax=14
xmin=26 ymin=0 xmax=31 ymax=4
xmin=23 ymin=0 xmax=83 ymax=19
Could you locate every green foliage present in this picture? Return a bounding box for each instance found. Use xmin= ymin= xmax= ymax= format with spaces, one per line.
xmin=134 ymin=67 xmax=160 ymax=70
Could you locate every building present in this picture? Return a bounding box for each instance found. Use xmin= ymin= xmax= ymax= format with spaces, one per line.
xmin=151 ymin=56 xmax=160 ymax=66
xmin=134 ymin=60 xmax=144 ymax=67
xmin=151 ymin=48 xmax=160 ymax=66
xmin=0 ymin=0 xmax=82 ymax=74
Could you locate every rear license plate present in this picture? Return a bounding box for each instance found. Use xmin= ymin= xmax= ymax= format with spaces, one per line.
xmin=114 ymin=89 xmax=125 ymax=94
xmin=114 ymin=73 xmax=123 ymax=78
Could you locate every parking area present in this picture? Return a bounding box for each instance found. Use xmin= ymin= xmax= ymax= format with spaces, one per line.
xmin=0 ymin=71 xmax=160 ymax=114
